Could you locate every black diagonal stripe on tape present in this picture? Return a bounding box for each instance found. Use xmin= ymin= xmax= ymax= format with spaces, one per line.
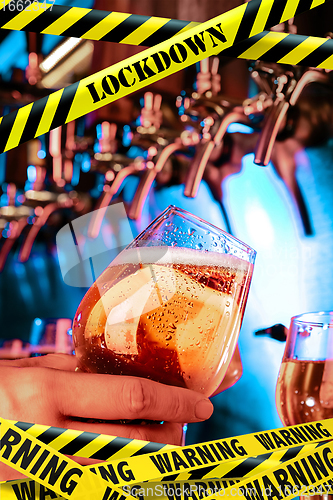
xmin=264 ymin=0 xmax=288 ymax=30
xmin=90 ymin=437 xmax=134 ymax=461
xmin=140 ymin=19 xmax=191 ymax=47
xmin=297 ymin=38 xmax=333 ymax=67
xmin=20 ymin=95 xmax=49 ymax=145
xmin=187 ymin=465 xmax=219 ymax=480
xmin=50 ymin=81 xmax=79 ymax=131
xmin=161 ymin=474 xmax=180 ymax=481
xmin=0 ymin=7 xmax=21 ymax=27
xmin=0 ymin=109 xmax=18 ymax=154
xmin=18 ymin=5 xmax=70 ymax=34
xmin=279 ymin=445 xmax=304 ymax=463
xmin=35 ymin=426 xmax=67 ymax=445
xmin=131 ymin=442 xmax=166 ymax=456
xmin=259 ymin=34 xmax=307 ymax=64
xmin=221 ymin=452 xmax=273 ymax=479
xmin=221 ymin=31 xmax=267 ymax=58
xmin=58 ymin=432 xmax=97 ymax=456
xmin=14 ymin=422 xmax=35 ymax=431
xmin=0 ymin=0 xmax=47 ymax=27
xmin=233 ymin=0 xmax=261 ymax=46
xmin=100 ymin=14 xmax=150 ymax=43
xmin=294 ymin=0 xmax=314 ymax=17
xmin=60 ymin=9 xmax=111 ymax=38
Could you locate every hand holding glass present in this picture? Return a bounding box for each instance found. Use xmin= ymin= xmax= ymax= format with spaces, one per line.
xmin=73 ymin=206 xmax=255 ymax=397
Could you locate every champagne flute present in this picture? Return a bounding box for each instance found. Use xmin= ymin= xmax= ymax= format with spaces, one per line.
xmin=72 ymin=205 xmax=255 ymax=397
xmin=276 ymin=311 xmax=333 ymax=500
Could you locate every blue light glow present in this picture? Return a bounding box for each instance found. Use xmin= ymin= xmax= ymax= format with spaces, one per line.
xmin=71 ymin=156 xmax=81 ymax=186
xmin=27 ymin=165 xmax=37 ymax=182
xmin=227 ymin=123 xmax=255 ymax=134
xmin=81 ymin=153 xmax=91 ymax=172
xmin=29 ymin=318 xmax=44 ymax=345
xmin=122 ymin=125 xmax=132 ymax=147
xmin=96 ymin=123 xmax=102 ymax=140
xmin=37 ymin=150 xmax=46 ymax=159
xmin=0 ymin=153 xmax=6 ymax=184
xmin=0 ymin=31 xmax=27 ymax=76
xmin=127 ymin=146 xmax=144 ymax=159
xmin=0 ymin=194 xmax=8 ymax=206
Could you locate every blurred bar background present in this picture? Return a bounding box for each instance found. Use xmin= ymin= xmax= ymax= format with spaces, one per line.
xmin=1 ymin=0 xmax=333 ymax=444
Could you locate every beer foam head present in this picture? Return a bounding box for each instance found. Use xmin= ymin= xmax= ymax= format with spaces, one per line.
xmin=111 ymin=246 xmax=251 ymax=272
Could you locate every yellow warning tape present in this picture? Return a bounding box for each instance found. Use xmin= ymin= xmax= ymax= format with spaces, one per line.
xmin=0 ymin=0 xmax=332 ymax=155
xmin=1 ymin=417 xmax=333 ymax=499
xmin=6 ymin=420 xmax=319 ymax=480
xmin=1 ymin=2 xmax=333 ymax=70
xmin=0 ymin=417 xmax=125 ymax=500
xmin=0 ymin=2 xmax=199 ymax=46
xmin=0 ymin=478 xmax=242 ymax=500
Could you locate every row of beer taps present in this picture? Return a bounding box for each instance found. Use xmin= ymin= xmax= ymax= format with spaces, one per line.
xmin=1 ymin=33 xmax=333 ymax=270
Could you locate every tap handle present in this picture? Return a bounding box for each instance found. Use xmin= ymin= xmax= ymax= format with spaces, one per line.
xmin=255 ymin=324 xmax=288 ymax=342
xmin=98 ymin=121 xmax=117 ymax=154
xmin=0 ymin=218 xmax=29 ymax=272
xmin=25 ymin=32 xmax=43 ymax=86
xmin=140 ymin=92 xmax=163 ymax=130
xmin=128 ymin=167 xmax=156 ymax=220
xmin=88 ymin=161 xmax=145 ymax=238
xmin=184 ymin=141 xmax=215 ymax=198
xmin=254 ymin=99 xmax=290 ymax=166
xmin=184 ymin=111 xmax=248 ymax=198
xmin=129 ymin=142 xmax=181 ymax=220
xmin=195 ymin=57 xmax=221 ymax=96
xmin=49 ymin=126 xmax=64 ymax=187
xmin=19 ymin=194 xmax=74 ymax=262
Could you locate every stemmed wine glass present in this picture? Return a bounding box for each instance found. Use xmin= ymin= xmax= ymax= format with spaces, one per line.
xmin=276 ymin=311 xmax=333 ymax=499
xmin=72 ymin=205 xmax=256 ymax=397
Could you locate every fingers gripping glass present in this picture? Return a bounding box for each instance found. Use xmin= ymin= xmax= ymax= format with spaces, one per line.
xmin=72 ymin=206 xmax=255 ymax=397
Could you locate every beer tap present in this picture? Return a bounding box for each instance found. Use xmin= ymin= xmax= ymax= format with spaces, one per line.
xmin=15 ymin=139 xmax=84 ymax=263
xmin=87 ymin=119 xmax=150 ymax=236
xmin=18 ymin=191 xmax=76 ymax=262
xmin=0 ymin=184 xmax=33 ymax=272
xmin=49 ymin=121 xmax=80 ymax=187
xmin=128 ymin=92 xmax=193 ymax=220
xmin=184 ymin=110 xmax=253 ymax=198
xmin=195 ymin=57 xmax=221 ymax=96
xmin=128 ymin=141 xmax=185 ymax=220
xmin=89 ymin=121 xmax=118 ymax=179
xmin=254 ymin=64 xmax=330 ymax=167
xmin=252 ymin=63 xmax=331 ymax=235
xmin=25 ymin=32 xmax=43 ymax=87
xmin=253 ymin=65 xmax=298 ymax=167
xmin=182 ymin=59 xmax=255 ymax=198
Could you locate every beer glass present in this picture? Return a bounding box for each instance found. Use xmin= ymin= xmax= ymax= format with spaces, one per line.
xmin=276 ymin=312 xmax=333 ymax=500
xmin=72 ymin=206 xmax=255 ymax=397
xmin=276 ymin=311 xmax=333 ymax=425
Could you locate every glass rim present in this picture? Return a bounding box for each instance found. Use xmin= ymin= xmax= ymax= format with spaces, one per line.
xmin=290 ymin=311 xmax=333 ymax=328
xmin=153 ymin=205 xmax=257 ymax=258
